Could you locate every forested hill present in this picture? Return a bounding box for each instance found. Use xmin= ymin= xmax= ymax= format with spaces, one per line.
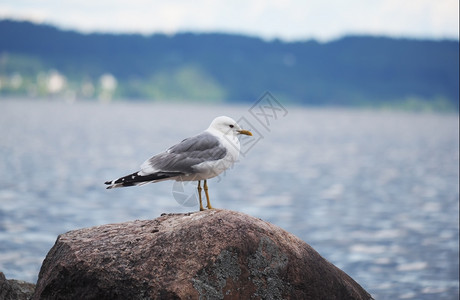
xmin=0 ymin=19 xmax=458 ymax=109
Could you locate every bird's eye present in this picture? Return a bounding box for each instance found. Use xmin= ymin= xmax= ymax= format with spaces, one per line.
xmin=229 ymin=124 xmax=234 ymax=128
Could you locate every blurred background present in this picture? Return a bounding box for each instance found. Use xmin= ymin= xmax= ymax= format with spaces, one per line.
xmin=0 ymin=1 xmax=459 ymax=299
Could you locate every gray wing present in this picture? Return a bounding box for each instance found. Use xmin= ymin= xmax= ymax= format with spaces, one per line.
xmin=140 ymin=132 xmax=227 ymax=174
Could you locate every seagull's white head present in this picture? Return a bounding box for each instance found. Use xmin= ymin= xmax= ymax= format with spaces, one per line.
xmin=207 ymin=116 xmax=253 ymax=137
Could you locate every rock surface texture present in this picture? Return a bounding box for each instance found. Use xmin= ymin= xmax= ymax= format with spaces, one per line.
xmin=33 ymin=209 xmax=373 ymax=300
xmin=0 ymin=272 xmax=35 ymax=300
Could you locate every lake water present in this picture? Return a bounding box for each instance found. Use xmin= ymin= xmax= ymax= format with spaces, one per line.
xmin=0 ymin=100 xmax=458 ymax=299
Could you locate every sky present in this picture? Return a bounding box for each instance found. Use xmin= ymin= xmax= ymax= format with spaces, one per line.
xmin=0 ymin=0 xmax=458 ymax=41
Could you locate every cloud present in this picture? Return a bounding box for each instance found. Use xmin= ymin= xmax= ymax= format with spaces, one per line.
xmin=0 ymin=0 xmax=458 ymax=41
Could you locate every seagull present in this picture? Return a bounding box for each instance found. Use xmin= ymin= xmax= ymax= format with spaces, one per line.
xmin=105 ymin=116 xmax=252 ymax=211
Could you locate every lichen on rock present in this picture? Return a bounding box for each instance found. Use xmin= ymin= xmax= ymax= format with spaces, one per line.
xmin=192 ymin=249 xmax=241 ymax=299
xmin=248 ymin=236 xmax=290 ymax=299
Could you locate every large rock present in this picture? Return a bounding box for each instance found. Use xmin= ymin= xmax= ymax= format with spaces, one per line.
xmin=0 ymin=272 xmax=35 ymax=300
xmin=33 ymin=209 xmax=373 ymax=300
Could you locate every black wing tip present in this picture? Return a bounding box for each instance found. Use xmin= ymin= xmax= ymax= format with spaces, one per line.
xmin=104 ymin=171 xmax=186 ymax=189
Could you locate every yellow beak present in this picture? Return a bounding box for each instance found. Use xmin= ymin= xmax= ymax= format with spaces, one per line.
xmin=237 ymin=129 xmax=253 ymax=136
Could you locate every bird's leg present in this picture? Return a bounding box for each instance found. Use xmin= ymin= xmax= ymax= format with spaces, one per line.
xmin=197 ymin=180 xmax=204 ymax=211
xmin=204 ymin=180 xmax=213 ymax=209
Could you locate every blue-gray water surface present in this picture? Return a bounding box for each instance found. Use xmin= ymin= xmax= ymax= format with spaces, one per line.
xmin=0 ymin=100 xmax=458 ymax=299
